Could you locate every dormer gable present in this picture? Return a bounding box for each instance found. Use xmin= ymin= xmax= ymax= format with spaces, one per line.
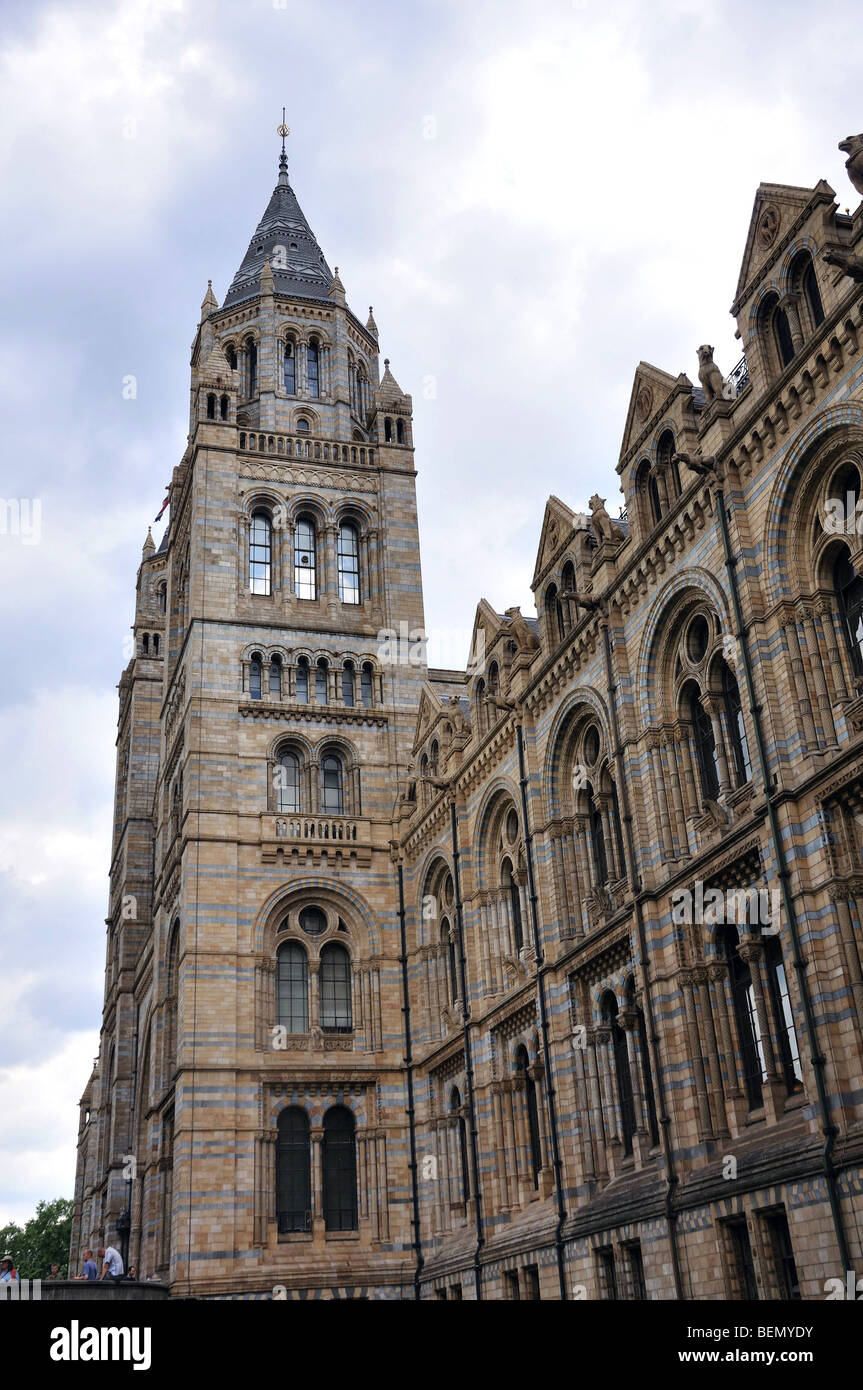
xmin=531 ymin=495 xmax=583 ymax=589
xmin=618 ymin=362 xmax=689 ymax=472
xmin=731 ymin=179 xmax=837 ymax=316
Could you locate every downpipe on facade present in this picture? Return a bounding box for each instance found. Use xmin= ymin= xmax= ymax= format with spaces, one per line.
xmin=394 ymin=851 xmax=424 ymax=1299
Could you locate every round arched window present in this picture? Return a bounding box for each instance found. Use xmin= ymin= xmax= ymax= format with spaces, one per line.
xmin=505 ymin=808 xmax=519 ymax=844
xmin=687 ymin=615 xmax=710 ymax=663
xmin=583 ymin=724 xmax=600 ymax=765
xmin=299 ymin=906 xmax=327 ymax=937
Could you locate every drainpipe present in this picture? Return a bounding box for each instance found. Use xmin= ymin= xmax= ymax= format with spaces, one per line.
xmin=393 ymin=849 xmax=424 ymax=1299
xmin=598 ymin=615 xmax=685 ymax=1299
xmin=715 ymin=478 xmax=852 ymax=1273
xmin=448 ymin=789 xmax=486 ymax=1300
xmin=515 ymin=716 xmax=569 ymax=1301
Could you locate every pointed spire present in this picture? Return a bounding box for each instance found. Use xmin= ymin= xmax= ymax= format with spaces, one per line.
xmin=260 ymin=255 xmax=274 ymax=295
xmin=366 ymin=305 xmax=379 ymax=338
xmin=378 ymin=357 xmax=406 ymax=404
xmin=223 ymin=123 xmax=333 ymax=308
xmin=142 ymin=527 xmax=155 ymax=559
xmin=201 ymin=279 xmax=218 ymax=320
xmin=329 ymin=265 xmax=346 ymax=306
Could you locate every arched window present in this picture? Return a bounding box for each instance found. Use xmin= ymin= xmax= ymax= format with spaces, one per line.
xmin=450 ymin=1087 xmax=470 ymax=1204
xmin=720 ymin=926 xmax=765 ymax=1111
xmin=294 ymin=515 xmax=316 ymax=600
xmin=158 ymin=585 xmax=166 ymax=614
xmin=342 ymin=662 xmax=355 ymax=707
xmin=803 ymin=260 xmax=825 ymax=328
xmin=296 ymin=418 xmax=310 ymax=433
xmin=501 ymin=857 xmax=523 ymax=951
xmin=320 ymin=943 xmax=352 ymax=1032
xmin=588 ymin=786 xmax=608 ymax=884
xmin=245 ymin=340 xmax=258 ymax=396
xmin=685 ymin=682 xmax=719 ymax=801
xmin=561 ymin=561 xmax=576 ymax=635
xmin=515 ymin=1045 xmax=542 ymax=1187
xmin=396 ymin=419 xmax=405 ymax=444
xmin=296 ymin=657 xmax=309 ymax=703
xmin=762 ymin=293 xmax=795 ymax=370
xmin=322 ymin=1106 xmax=357 ymax=1231
xmin=338 ymin=523 xmax=360 ymax=604
xmin=722 ymin=661 xmax=751 ymax=785
xmin=834 ymin=549 xmax=863 ymax=676
xmin=206 ymin=393 xmax=216 ymax=419
xmin=429 ymin=739 xmax=439 ymax=776
xmin=764 ymin=935 xmax=802 ymax=1092
xmin=276 ymin=1107 xmax=311 ymax=1233
xmin=249 ymin=652 xmax=262 ymax=701
xmin=658 ymin=429 xmax=681 ymax=498
xmin=226 ymin=345 xmax=237 ymax=371
xmin=545 ymin=583 xmax=565 ymax=646
xmin=603 ymin=994 xmax=636 ymax=1156
xmin=220 ymin=394 xmax=228 ymax=420
xmin=277 ymin=941 xmax=308 ymax=1033
xmin=269 ymin=654 xmax=283 ymax=698
xmin=315 ymin=659 xmax=328 ymax=706
xmin=276 ymin=749 xmax=300 ymax=813
xmin=153 ymin=633 xmax=159 ymax=655
xmin=250 ymin=511 xmax=272 ymax=595
xmin=384 ymin=417 xmax=393 ymax=442
xmin=321 ymin=754 xmax=344 ymax=814
xmin=649 ymin=473 xmax=663 ymax=525
xmin=307 ymin=339 xmax=320 ymax=398
xmin=142 ymin=633 xmax=149 ymax=654
xmin=361 ymin=662 xmax=373 ymax=708
xmin=284 ymin=341 xmax=296 ymax=394
xmin=791 ymin=252 xmax=825 ymax=331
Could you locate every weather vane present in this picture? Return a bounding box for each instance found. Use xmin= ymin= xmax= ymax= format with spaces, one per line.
xmin=277 ymin=107 xmax=290 ymax=156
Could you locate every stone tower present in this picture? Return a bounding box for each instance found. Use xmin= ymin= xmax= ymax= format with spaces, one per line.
xmin=72 ymin=135 xmax=427 ymax=1297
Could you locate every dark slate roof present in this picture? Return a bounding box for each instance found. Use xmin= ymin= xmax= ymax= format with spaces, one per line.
xmin=223 ymin=152 xmax=333 ymax=309
xmin=156 ymin=526 xmax=170 ymax=555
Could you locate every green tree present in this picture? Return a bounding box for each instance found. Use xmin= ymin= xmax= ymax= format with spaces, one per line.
xmin=0 ymin=1198 xmax=73 ymax=1279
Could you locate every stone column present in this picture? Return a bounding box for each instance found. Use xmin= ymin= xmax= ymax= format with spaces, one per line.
xmin=311 ymin=1128 xmax=324 ymax=1233
xmin=681 ymin=968 xmax=713 ymax=1139
xmin=783 ymin=615 xmax=819 ymax=749
xmin=818 ymin=600 xmax=848 ymax=703
xmin=801 ymin=607 xmax=835 ymax=744
xmin=648 ymin=735 xmax=674 ymax=859
xmin=701 ymin=695 xmax=732 ymax=795
xmin=697 ymin=965 xmax=730 ymax=1136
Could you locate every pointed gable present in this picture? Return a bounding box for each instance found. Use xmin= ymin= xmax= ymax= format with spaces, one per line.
xmin=223 ymin=152 xmax=334 ymax=308
xmin=618 ymin=361 xmax=682 ymax=467
xmin=732 ymin=180 xmax=836 ymax=311
xmin=468 ymin=599 xmax=507 ymax=675
xmin=532 ymin=495 xmax=579 ymax=588
xmin=411 ymin=683 xmax=445 ymax=756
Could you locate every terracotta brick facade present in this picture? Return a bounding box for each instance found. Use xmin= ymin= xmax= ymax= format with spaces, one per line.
xmin=72 ymin=136 xmax=863 ymax=1300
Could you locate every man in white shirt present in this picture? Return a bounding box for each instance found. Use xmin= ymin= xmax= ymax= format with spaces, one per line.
xmin=97 ymin=1245 xmax=124 ymax=1281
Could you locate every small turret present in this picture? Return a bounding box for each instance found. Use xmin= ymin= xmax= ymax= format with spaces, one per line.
xmin=329 ymin=265 xmax=347 ymax=307
xmin=142 ymin=527 xmax=155 ymax=560
xmin=366 ymin=305 xmax=379 ymax=339
xmin=200 ymin=279 xmax=219 ymax=321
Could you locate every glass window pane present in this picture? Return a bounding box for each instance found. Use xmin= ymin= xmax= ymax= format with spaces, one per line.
xmin=320 ymin=945 xmax=352 ymax=1031
xmin=250 ymin=513 xmax=271 ymax=596
xmin=294 ymin=517 xmax=316 ymax=600
xmin=277 ymin=943 xmax=308 ymax=1033
xmin=338 ymin=524 xmax=360 ymax=604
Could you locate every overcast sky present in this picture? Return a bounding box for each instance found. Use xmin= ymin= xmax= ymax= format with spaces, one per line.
xmin=0 ymin=0 xmax=859 ymax=1228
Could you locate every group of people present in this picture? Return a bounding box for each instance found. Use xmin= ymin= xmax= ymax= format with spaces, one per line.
xmin=75 ymin=1246 xmax=137 ymax=1281
xmin=0 ymin=1247 xmax=139 ymax=1282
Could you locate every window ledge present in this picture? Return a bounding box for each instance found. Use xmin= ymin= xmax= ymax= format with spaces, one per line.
xmin=277 ymin=1233 xmax=313 ymax=1243
xmin=325 ymin=1230 xmax=360 ymax=1241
